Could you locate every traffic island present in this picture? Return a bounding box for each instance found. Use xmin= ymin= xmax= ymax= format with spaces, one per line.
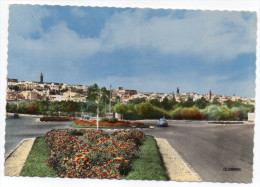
xmin=5 ymin=133 xmax=202 ymax=182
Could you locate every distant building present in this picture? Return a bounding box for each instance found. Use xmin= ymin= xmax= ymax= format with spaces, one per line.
xmin=7 ymin=78 xmax=18 ymax=83
xmin=208 ymin=90 xmax=212 ymax=101
xmin=40 ymin=73 xmax=43 ymax=83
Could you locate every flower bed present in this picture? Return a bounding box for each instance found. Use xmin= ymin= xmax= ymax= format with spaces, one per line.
xmin=40 ymin=116 xmax=78 ymax=122
xmin=74 ymin=120 xmax=147 ymax=128
xmin=44 ymin=129 xmax=145 ymax=179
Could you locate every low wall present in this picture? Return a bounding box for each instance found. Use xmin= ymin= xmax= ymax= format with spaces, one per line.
xmin=6 ymin=113 xmax=43 ymax=118
xmin=248 ymin=113 xmax=255 ymax=122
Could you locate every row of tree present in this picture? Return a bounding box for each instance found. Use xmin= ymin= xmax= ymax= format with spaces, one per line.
xmin=6 ymin=84 xmax=112 ymax=116
xmin=6 ymin=83 xmax=255 ymax=121
xmin=113 ymin=100 xmax=254 ymax=121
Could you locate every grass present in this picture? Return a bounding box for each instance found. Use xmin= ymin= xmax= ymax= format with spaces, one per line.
xmin=20 ymin=137 xmax=57 ymax=177
xmin=20 ymin=135 xmax=168 ymax=180
xmin=125 ymin=135 xmax=169 ymax=180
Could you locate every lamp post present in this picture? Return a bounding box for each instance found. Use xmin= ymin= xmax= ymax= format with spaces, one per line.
xmin=109 ymin=84 xmax=112 ymax=114
xmin=96 ymin=106 xmax=99 ymax=130
xmin=96 ymin=89 xmax=101 ymax=130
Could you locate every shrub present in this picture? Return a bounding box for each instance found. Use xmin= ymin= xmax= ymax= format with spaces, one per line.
xmin=170 ymin=107 xmax=205 ymax=120
xmin=170 ymin=107 xmax=182 ymax=119
xmin=135 ymin=102 xmax=170 ymax=119
xmin=218 ymin=106 xmax=232 ymax=120
xmin=202 ymin=105 xmax=221 ymax=120
xmin=231 ymin=107 xmax=247 ymax=121
xmin=180 ymin=107 xmax=205 ymax=120
xmin=135 ymin=102 xmax=154 ymax=119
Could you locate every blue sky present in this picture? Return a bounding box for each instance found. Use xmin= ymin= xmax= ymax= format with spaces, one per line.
xmin=8 ymin=5 xmax=256 ymax=97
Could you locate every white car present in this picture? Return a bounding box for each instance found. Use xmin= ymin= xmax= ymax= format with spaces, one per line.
xmin=156 ymin=118 xmax=168 ymax=127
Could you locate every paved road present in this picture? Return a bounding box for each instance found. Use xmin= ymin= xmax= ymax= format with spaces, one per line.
xmin=141 ymin=121 xmax=254 ymax=183
xmin=5 ymin=116 xmax=72 ymax=155
xmin=5 ymin=117 xmax=254 ymax=183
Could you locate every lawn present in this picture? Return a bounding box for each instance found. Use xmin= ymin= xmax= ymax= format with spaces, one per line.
xmin=20 ymin=134 xmax=168 ymax=180
xmin=20 ymin=137 xmax=57 ymax=177
xmin=125 ymin=135 xmax=169 ymax=180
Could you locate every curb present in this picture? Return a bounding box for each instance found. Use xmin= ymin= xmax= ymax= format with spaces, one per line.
xmin=4 ymin=138 xmax=36 ymax=176
xmin=156 ymin=138 xmax=202 ymax=182
xmin=163 ymin=139 xmax=202 ymax=181
xmin=5 ymin=138 xmax=36 ymax=160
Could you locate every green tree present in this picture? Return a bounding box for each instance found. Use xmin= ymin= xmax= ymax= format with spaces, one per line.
xmin=135 ymin=102 xmax=154 ymax=119
xmin=84 ymin=100 xmax=98 ymax=114
xmin=244 ymin=104 xmax=255 ymax=113
xmin=115 ymin=95 xmax=121 ymax=103
xmin=161 ymin=97 xmax=172 ymax=110
xmin=219 ymin=105 xmax=232 ymax=120
xmin=113 ymin=103 xmax=128 ymax=115
xmin=49 ymin=102 xmax=60 ymax=113
xmin=100 ymin=87 xmax=110 ymax=105
xmin=224 ymin=99 xmax=233 ymax=108
xmin=17 ymin=102 xmax=28 ymax=113
xmin=149 ymin=99 xmax=160 ymax=107
xmin=195 ymin=97 xmax=209 ymax=109
xmin=202 ymin=105 xmax=221 ymax=120
xmin=9 ymin=85 xmax=19 ymax=91
xmin=168 ymin=97 xmax=177 ymax=108
xmin=36 ymin=101 xmax=48 ymax=114
xmin=233 ymin=100 xmax=243 ymax=107
xmin=129 ymin=98 xmax=146 ymax=104
xmin=181 ymin=97 xmax=195 ymax=108
xmin=6 ymin=103 xmax=17 ymax=113
xmin=211 ymin=99 xmax=221 ymax=105
xmin=86 ymin=84 xmax=99 ymax=101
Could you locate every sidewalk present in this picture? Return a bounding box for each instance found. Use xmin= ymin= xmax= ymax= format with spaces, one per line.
xmin=156 ymin=138 xmax=201 ymax=182
xmin=4 ymin=138 xmax=35 ymax=176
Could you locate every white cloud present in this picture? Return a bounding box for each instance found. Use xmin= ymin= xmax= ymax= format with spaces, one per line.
xmin=9 ymin=7 xmax=256 ymax=66
xmin=10 ymin=22 xmax=102 ymax=66
xmin=99 ymin=10 xmax=256 ymax=61
xmin=7 ymin=6 xmax=256 ymax=97
xmin=9 ymin=5 xmax=49 ymax=37
xmin=70 ymin=7 xmax=87 ymax=18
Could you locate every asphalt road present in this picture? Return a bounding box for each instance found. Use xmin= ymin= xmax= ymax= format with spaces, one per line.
xmin=5 ymin=117 xmax=254 ymax=183
xmin=141 ymin=120 xmax=254 ymax=183
xmin=5 ymin=116 xmax=72 ymax=155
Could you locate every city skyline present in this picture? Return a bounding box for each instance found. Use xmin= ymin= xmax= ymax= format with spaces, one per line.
xmin=6 ymin=74 xmax=253 ymax=98
xmin=7 ymin=5 xmax=257 ymax=98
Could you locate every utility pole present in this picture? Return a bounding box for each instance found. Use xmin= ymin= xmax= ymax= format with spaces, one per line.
xmin=96 ymin=106 xmax=99 ymax=130
xmin=96 ymin=89 xmax=101 ymax=130
xmin=109 ymin=84 xmax=112 ymax=113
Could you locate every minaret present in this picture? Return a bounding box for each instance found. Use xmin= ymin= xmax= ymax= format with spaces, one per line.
xmin=177 ymin=87 xmax=179 ymax=96
xmin=40 ymin=73 xmax=43 ymax=83
xmin=208 ymin=89 xmax=212 ymax=101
